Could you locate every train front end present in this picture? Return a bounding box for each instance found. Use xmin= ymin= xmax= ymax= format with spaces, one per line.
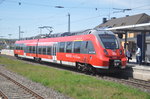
xmin=92 ymin=30 xmax=127 ymax=70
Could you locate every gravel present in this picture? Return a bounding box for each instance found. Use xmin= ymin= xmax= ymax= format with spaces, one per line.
xmin=0 ymin=65 xmax=73 ymax=99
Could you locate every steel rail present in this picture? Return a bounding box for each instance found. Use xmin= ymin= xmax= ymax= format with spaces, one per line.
xmin=0 ymin=89 xmax=8 ymax=99
xmin=0 ymin=72 xmax=44 ymax=99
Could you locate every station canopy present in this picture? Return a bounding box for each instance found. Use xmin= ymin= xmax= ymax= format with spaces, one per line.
xmin=105 ymin=23 xmax=150 ymax=32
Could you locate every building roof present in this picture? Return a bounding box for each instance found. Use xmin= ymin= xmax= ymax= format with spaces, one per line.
xmin=95 ymin=13 xmax=150 ymax=29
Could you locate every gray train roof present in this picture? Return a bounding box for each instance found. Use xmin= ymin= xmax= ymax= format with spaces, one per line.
xmin=21 ymin=29 xmax=114 ymax=40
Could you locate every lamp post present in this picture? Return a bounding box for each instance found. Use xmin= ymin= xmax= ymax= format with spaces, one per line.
xmin=19 ymin=26 xmax=21 ymax=40
xmin=68 ymin=13 xmax=70 ymax=33
xmin=55 ymin=6 xmax=70 ymax=32
xmin=20 ymin=31 xmax=24 ymax=38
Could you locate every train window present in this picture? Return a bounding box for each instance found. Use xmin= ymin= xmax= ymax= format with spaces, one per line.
xmin=20 ymin=45 xmax=22 ymax=50
xmin=17 ymin=46 xmax=19 ymax=50
xmin=74 ymin=41 xmax=81 ymax=53
xmin=99 ymin=34 xmax=119 ymax=49
xmin=52 ymin=44 xmax=57 ymax=55
xmin=42 ymin=47 xmax=47 ymax=55
xmin=66 ymin=42 xmax=72 ymax=53
xmin=24 ymin=45 xmax=27 ymax=53
xmin=59 ymin=42 xmax=65 ymax=52
xmin=26 ymin=46 xmax=29 ymax=53
xmin=22 ymin=44 xmax=25 ymax=51
xmin=34 ymin=46 xmax=37 ymax=53
xmin=80 ymin=41 xmax=88 ymax=54
xmin=16 ymin=46 xmax=19 ymax=50
xmin=21 ymin=46 xmax=23 ymax=50
xmin=30 ymin=46 xmax=32 ymax=53
xmin=47 ymin=46 xmax=52 ymax=55
xmin=87 ymin=41 xmax=95 ymax=54
xmin=29 ymin=46 xmax=32 ymax=53
xmin=32 ymin=46 xmax=36 ymax=53
xmin=38 ymin=47 xmax=42 ymax=54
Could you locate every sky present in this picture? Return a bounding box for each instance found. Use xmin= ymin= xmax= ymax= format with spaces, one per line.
xmin=0 ymin=0 xmax=150 ymax=39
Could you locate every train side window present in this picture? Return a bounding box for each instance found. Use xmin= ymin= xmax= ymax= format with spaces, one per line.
xmin=38 ymin=46 xmax=42 ymax=54
xmin=16 ymin=45 xmax=18 ymax=50
xmin=59 ymin=42 xmax=65 ymax=52
xmin=20 ymin=45 xmax=22 ymax=50
xmin=30 ymin=46 xmax=33 ymax=53
xmin=66 ymin=42 xmax=72 ymax=53
xmin=19 ymin=46 xmax=21 ymax=50
xmin=21 ymin=45 xmax=23 ymax=50
xmin=31 ymin=46 xmax=34 ymax=53
xmin=87 ymin=41 xmax=95 ymax=54
xmin=14 ymin=44 xmax=17 ymax=50
xmin=18 ymin=46 xmax=20 ymax=50
xmin=33 ymin=46 xmax=35 ymax=53
xmin=26 ymin=46 xmax=29 ymax=53
xmin=74 ymin=41 xmax=81 ymax=53
xmin=41 ymin=46 xmax=43 ymax=54
xmin=47 ymin=46 xmax=52 ymax=55
xmin=80 ymin=41 xmax=88 ymax=54
xmin=43 ymin=46 xmax=47 ymax=55
xmin=24 ymin=45 xmax=27 ymax=53
xmin=52 ymin=44 xmax=57 ymax=55
xmin=29 ymin=46 xmax=32 ymax=53
xmin=22 ymin=44 xmax=25 ymax=51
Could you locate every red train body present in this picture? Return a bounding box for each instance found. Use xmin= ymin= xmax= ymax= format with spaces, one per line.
xmin=14 ymin=30 xmax=127 ymax=73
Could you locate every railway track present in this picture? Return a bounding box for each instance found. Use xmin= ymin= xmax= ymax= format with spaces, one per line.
xmin=101 ymin=76 xmax=150 ymax=93
xmin=0 ymin=72 xmax=44 ymax=99
xmin=23 ymin=57 xmax=150 ymax=93
xmin=1 ymin=54 xmax=150 ymax=93
xmin=0 ymin=90 xmax=8 ymax=99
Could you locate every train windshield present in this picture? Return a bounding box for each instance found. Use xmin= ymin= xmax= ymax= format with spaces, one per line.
xmin=99 ymin=34 xmax=119 ymax=49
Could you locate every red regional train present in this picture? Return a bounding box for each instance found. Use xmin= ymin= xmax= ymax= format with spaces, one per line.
xmin=14 ymin=29 xmax=127 ymax=73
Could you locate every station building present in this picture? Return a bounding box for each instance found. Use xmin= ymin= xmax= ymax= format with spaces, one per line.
xmin=95 ymin=13 xmax=150 ymax=55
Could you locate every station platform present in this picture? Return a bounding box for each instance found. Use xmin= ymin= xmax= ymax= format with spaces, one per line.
xmin=1 ymin=49 xmax=150 ymax=81
xmin=125 ymin=58 xmax=150 ymax=81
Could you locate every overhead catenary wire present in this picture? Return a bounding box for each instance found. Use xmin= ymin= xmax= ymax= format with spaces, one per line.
xmin=4 ymin=0 xmax=150 ymax=11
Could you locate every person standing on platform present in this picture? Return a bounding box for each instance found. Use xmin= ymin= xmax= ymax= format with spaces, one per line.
xmin=136 ymin=46 xmax=141 ymax=65
xmin=126 ymin=49 xmax=132 ymax=63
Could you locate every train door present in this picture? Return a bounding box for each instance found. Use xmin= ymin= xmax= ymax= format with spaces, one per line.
xmin=52 ymin=44 xmax=57 ymax=62
xmin=80 ymin=41 xmax=89 ymax=64
xmin=83 ymin=41 xmax=95 ymax=64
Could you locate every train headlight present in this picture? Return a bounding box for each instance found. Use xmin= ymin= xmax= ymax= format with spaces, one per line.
xmin=104 ymin=49 xmax=108 ymax=55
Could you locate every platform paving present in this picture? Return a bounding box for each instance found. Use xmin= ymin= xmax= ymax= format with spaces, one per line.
xmin=126 ymin=58 xmax=150 ymax=81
